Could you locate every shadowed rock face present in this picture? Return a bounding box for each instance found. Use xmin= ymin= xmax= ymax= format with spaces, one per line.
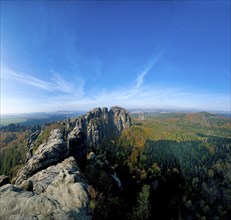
xmin=68 ymin=128 xmax=87 ymax=160
xmin=0 ymin=175 xmax=10 ymax=187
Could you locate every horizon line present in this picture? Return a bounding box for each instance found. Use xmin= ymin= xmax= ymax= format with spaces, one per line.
xmin=1 ymin=106 xmax=231 ymax=116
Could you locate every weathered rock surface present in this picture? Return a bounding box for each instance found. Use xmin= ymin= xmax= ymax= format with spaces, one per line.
xmin=19 ymin=179 xmax=33 ymax=192
xmin=15 ymin=129 xmax=68 ymax=185
xmin=0 ymin=157 xmax=90 ymax=220
xmin=27 ymin=129 xmax=41 ymax=147
xmin=26 ymin=126 xmax=41 ymax=160
xmin=26 ymin=157 xmax=87 ymax=194
xmin=70 ymin=106 xmax=131 ymax=148
xmin=109 ymin=106 xmax=131 ymax=133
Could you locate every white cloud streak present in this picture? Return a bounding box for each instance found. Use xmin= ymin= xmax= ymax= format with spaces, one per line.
xmin=108 ymin=49 xmax=166 ymax=100
xmin=1 ymin=67 xmax=84 ymax=97
xmin=135 ymin=50 xmax=165 ymax=90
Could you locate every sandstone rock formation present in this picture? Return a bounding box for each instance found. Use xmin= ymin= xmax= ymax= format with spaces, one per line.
xmin=70 ymin=106 xmax=131 ymax=148
xmin=26 ymin=126 xmax=41 ymax=160
xmin=0 ymin=157 xmax=90 ymax=220
xmin=25 ymin=157 xmax=87 ymax=194
xmin=109 ymin=106 xmax=131 ymax=132
xmin=15 ymin=129 xmax=68 ymax=185
xmin=0 ymin=106 xmax=131 ymax=219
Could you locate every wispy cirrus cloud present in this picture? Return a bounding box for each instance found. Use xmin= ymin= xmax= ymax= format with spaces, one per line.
xmin=109 ymin=49 xmax=166 ymax=99
xmin=135 ymin=50 xmax=165 ymax=90
xmin=1 ymin=67 xmax=84 ymax=97
xmin=2 ymin=67 xmax=53 ymax=91
xmin=51 ymin=71 xmax=84 ymax=97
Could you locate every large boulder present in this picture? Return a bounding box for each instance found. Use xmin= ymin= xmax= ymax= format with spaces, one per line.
xmin=26 ymin=157 xmax=87 ymax=194
xmin=15 ymin=129 xmax=68 ymax=185
xmin=0 ymin=157 xmax=91 ymax=220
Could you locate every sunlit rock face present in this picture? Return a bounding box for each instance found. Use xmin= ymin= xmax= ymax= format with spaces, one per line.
xmin=109 ymin=106 xmax=131 ymax=134
xmin=71 ymin=106 xmax=131 ymax=148
xmin=0 ymin=157 xmax=91 ymax=220
xmin=15 ymin=129 xmax=68 ymax=185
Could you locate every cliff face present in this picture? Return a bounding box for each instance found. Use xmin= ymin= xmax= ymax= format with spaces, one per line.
xmin=0 ymin=106 xmax=131 ymax=220
xmin=68 ymin=106 xmax=131 ymax=158
xmin=73 ymin=106 xmax=131 ymax=146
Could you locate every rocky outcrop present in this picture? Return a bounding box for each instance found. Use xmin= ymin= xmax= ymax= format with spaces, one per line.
xmin=15 ymin=129 xmax=68 ymax=185
xmin=72 ymin=107 xmax=109 ymax=147
xmin=69 ymin=106 xmax=131 ymax=148
xmin=0 ymin=157 xmax=90 ymax=220
xmin=65 ymin=106 xmax=131 ymax=164
xmin=27 ymin=127 xmax=41 ymax=147
xmin=26 ymin=126 xmax=41 ymax=161
xmin=25 ymin=157 xmax=87 ymax=194
xmin=13 ymin=106 xmax=130 ymax=186
xmin=109 ymin=106 xmax=131 ymax=133
xmin=26 ymin=126 xmax=41 ymax=159
xmin=0 ymin=106 xmax=131 ymax=220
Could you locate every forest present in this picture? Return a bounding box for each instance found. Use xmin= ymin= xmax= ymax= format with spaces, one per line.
xmin=85 ymin=112 xmax=231 ymax=219
xmin=0 ymin=112 xmax=230 ymax=219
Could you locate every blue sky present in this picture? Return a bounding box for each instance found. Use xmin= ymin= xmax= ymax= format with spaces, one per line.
xmin=1 ymin=0 xmax=230 ymax=114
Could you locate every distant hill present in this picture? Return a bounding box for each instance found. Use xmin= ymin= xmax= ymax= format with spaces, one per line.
xmin=0 ymin=111 xmax=84 ymax=127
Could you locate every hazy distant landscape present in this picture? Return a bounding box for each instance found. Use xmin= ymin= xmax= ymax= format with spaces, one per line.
xmin=1 ymin=109 xmax=230 ymax=128
xmin=0 ymin=111 xmax=83 ymax=126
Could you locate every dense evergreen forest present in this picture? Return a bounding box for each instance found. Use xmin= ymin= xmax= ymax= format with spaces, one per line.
xmin=85 ymin=112 xmax=231 ymax=220
xmin=0 ymin=112 xmax=230 ymax=219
